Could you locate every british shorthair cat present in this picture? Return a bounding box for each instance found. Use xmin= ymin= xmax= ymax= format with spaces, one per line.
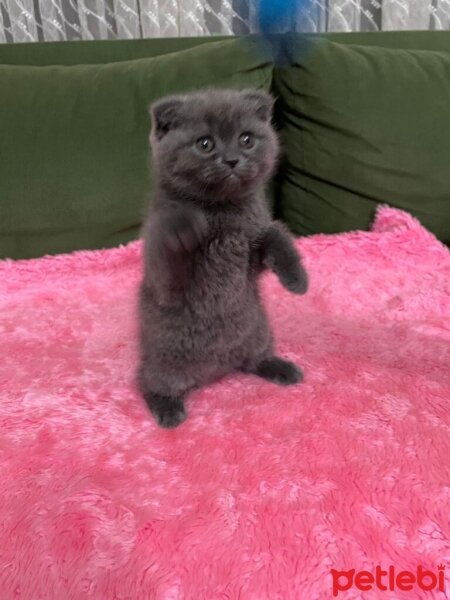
xmin=138 ymin=88 xmax=308 ymax=427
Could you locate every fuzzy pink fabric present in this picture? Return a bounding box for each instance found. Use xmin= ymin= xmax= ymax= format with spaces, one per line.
xmin=0 ymin=207 xmax=449 ymax=600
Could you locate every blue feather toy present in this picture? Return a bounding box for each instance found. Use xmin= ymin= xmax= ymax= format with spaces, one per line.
xmin=258 ymin=0 xmax=302 ymax=33
xmin=255 ymin=0 xmax=314 ymax=65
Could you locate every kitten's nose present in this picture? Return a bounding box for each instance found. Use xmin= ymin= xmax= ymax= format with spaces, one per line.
xmin=224 ymin=158 xmax=239 ymax=169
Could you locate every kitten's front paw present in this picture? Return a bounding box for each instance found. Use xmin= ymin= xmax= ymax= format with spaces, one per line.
xmin=163 ymin=209 xmax=209 ymax=255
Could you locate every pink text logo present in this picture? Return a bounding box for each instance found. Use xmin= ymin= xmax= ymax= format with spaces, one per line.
xmin=331 ymin=565 xmax=446 ymax=597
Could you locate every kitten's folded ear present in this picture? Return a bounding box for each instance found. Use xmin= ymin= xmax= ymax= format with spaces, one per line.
xmin=150 ymin=96 xmax=185 ymax=140
xmin=243 ymin=89 xmax=274 ymax=122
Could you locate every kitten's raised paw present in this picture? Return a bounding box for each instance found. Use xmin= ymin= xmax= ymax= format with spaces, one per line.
xmin=163 ymin=209 xmax=208 ymax=255
xmin=254 ymin=356 xmax=303 ymax=386
xmin=281 ymin=264 xmax=309 ymax=295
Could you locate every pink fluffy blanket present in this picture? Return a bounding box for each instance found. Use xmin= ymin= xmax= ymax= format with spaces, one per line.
xmin=0 ymin=207 xmax=449 ymax=600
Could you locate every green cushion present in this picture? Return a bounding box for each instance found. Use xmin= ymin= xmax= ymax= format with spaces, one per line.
xmin=2 ymin=32 xmax=450 ymax=68
xmin=274 ymin=34 xmax=450 ymax=243
xmin=325 ymin=31 xmax=450 ymax=53
xmin=0 ymin=37 xmax=273 ymax=259
xmin=0 ymin=36 xmax=229 ymax=67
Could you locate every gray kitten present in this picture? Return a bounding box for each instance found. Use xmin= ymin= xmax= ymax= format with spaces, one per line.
xmin=138 ymin=88 xmax=308 ymax=428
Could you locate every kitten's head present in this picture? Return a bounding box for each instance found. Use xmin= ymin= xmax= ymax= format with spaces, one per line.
xmin=149 ymin=88 xmax=279 ymax=202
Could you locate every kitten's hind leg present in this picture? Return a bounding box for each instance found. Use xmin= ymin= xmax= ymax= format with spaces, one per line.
xmin=138 ymin=362 xmax=191 ymax=428
xmin=143 ymin=391 xmax=187 ymax=429
xmin=239 ymin=316 xmax=303 ymax=386
xmin=244 ymin=356 xmax=303 ymax=386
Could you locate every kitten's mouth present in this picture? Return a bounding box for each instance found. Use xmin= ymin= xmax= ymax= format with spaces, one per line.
xmin=216 ymin=172 xmax=241 ymax=189
xmin=204 ymin=170 xmax=256 ymax=193
xmin=223 ymin=172 xmax=239 ymax=181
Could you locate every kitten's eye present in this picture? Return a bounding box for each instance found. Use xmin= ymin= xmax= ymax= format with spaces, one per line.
xmin=239 ymin=132 xmax=255 ymax=149
xmin=196 ymin=136 xmax=215 ymax=153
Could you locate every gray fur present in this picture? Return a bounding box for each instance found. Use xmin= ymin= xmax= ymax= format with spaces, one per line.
xmin=138 ymin=88 xmax=308 ymax=428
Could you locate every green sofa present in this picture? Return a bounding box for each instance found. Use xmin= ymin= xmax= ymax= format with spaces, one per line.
xmin=1 ymin=31 xmax=449 ymax=260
